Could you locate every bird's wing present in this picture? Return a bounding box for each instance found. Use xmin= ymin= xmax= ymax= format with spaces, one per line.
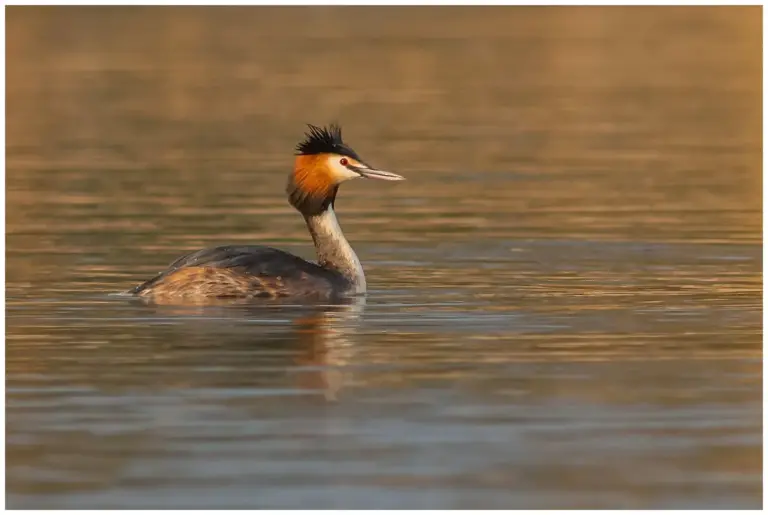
xmin=129 ymin=245 xmax=335 ymax=295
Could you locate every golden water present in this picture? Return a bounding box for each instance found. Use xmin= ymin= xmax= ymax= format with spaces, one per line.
xmin=5 ymin=6 xmax=762 ymax=509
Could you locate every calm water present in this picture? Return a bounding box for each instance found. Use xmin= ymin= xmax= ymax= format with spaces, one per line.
xmin=5 ymin=6 xmax=762 ymax=509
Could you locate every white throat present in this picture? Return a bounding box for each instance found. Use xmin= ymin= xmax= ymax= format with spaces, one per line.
xmin=305 ymin=206 xmax=366 ymax=294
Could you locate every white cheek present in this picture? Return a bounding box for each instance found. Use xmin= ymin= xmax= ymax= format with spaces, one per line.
xmin=326 ymin=156 xmax=361 ymax=182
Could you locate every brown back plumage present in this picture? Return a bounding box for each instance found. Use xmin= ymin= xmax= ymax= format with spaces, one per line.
xmin=129 ymin=245 xmax=350 ymax=304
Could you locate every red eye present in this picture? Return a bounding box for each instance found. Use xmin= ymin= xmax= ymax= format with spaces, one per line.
xmin=339 ymin=158 xmax=348 ymax=166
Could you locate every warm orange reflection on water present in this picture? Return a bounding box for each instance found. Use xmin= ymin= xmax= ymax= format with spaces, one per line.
xmin=5 ymin=6 xmax=762 ymax=510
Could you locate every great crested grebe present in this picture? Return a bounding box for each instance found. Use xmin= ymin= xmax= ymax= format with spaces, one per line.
xmin=128 ymin=124 xmax=404 ymax=303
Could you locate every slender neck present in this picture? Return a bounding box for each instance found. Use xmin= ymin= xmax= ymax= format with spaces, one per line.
xmin=304 ymin=206 xmax=366 ymax=294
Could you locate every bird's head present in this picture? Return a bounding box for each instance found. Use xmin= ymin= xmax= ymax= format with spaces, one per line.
xmin=287 ymin=124 xmax=404 ymax=216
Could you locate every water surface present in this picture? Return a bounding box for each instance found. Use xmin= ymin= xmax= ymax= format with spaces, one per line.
xmin=5 ymin=6 xmax=762 ymax=509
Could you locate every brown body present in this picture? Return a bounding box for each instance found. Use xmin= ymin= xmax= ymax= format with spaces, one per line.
xmin=129 ymin=245 xmax=351 ymax=304
xmin=137 ymin=267 xmax=284 ymax=302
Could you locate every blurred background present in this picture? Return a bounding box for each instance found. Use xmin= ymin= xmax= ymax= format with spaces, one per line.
xmin=5 ymin=6 xmax=762 ymax=509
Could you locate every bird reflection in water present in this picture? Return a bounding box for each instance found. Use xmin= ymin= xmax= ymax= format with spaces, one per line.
xmin=291 ymin=297 xmax=365 ymax=401
xmin=130 ymin=296 xmax=367 ymax=402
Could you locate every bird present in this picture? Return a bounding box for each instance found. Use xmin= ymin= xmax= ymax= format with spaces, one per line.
xmin=127 ymin=124 xmax=405 ymax=304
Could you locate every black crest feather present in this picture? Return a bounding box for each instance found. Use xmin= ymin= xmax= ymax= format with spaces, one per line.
xmin=296 ymin=123 xmax=362 ymax=160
